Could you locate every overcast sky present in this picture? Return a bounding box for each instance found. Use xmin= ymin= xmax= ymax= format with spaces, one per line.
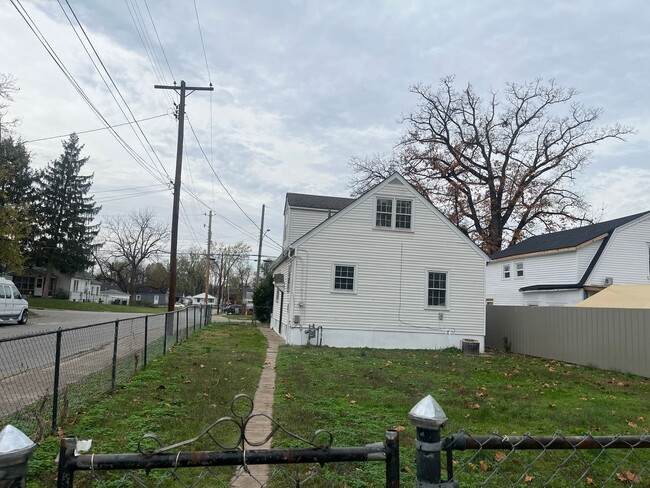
xmin=3 ymin=0 xmax=650 ymax=264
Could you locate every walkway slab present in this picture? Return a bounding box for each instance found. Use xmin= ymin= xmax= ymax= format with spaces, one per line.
xmin=230 ymin=327 xmax=284 ymax=487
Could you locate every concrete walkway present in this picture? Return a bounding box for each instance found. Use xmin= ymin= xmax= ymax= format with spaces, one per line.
xmin=231 ymin=327 xmax=285 ymax=487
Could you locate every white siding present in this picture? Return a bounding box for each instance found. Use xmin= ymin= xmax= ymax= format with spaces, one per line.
xmin=519 ymin=289 xmax=583 ymax=306
xmin=284 ymin=207 xmax=332 ymax=247
xmin=576 ymin=240 xmax=602 ymax=278
xmin=486 ymin=251 xmax=579 ymax=305
xmin=280 ymin=179 xmax=486 ymax=349
xmin=588 ymin=216 xmax=650 ymax=286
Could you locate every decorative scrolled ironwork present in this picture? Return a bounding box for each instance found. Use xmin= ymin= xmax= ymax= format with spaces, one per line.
xmin=137 ymin=394 xmax=334 ymax=455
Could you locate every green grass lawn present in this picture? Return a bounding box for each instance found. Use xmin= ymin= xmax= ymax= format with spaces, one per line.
xmin=27 ymin=323 xmax=267 ymax=487
xmin=273 ymin=346 xmax=650 ymax=487
xmin=27 ymin=297 xmax=161 ymax=314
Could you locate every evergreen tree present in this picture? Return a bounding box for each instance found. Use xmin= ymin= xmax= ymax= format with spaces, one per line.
xmin=31 ymin=134 xmax=101 ymax=296
xmin=0 ymin=137 xmax=34 ymax=274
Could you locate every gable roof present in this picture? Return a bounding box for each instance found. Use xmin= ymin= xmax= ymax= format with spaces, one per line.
xmin=491 ymin=211 xmax=650 ymax=260
xmin=285 ymin=193 xmax=355 ymax=212
xmin=276 ymin=173 xmax=487 ymax=265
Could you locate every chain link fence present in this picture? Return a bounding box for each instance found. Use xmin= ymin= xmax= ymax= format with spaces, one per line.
xmin=0 ymin=305 xmax=210 ymax=440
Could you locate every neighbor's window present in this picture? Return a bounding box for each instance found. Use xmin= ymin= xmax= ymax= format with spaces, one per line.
xmin=72 ymin=280 xmax=79 ymax=292
xmin=333 ymin=265 xmax=356 ymax=291
xmin=375 ymin=197 xmax=412 ymax=230
xmin=135 ymin=294 xmax=142 ymax=301
xmin=503 ymin=264 xmax=511 ymax=279
xmin=515 ymin=261 xmax=524 ymax=278
xmin=427 ymin=271 xmax=448 ymax=308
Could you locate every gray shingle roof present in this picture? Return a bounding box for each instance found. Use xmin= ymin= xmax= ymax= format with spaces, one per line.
xmin=286 ymin=192 xmax=355 ymax=211
xmin=491 ymin=211 xmax=650 ymax=260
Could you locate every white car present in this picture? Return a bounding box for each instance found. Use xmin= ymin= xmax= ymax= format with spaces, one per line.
xmin=0 ymin=277 xmax=29 ymax=325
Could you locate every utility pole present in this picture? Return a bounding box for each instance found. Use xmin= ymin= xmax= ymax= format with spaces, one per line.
xmin=255 ymin=204 xmax=266 ymax=284
xmin=154 ymin=81 xmax=213 ymax=331
xmin=204 ymin=211 xmax=212 ymax=306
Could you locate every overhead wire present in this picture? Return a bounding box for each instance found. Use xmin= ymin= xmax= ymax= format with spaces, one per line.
xmin=61 ymin=0 xmax=173 ymax=183
xmin=144 ymin=0 xmax=175 ymax=82
xmin=24 ymin=113 xmax=169 ymax=143
xmin=10 ymin=0 xmax=170 ymax=187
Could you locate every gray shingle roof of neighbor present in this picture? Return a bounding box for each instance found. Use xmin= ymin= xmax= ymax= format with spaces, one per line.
xmin=286 ymin=192 xmax=356 ymax=211
xmin=491 ymin=210 xmax=650 ymax=260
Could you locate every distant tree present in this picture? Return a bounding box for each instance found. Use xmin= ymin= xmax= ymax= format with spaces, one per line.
xmin=0 ymin=197 xmax=30 ymax=274
xmin=350 ymin=77 xmax=633 ymax=253
xmin=253 ymin=270 xmax=273 ymax=322
xmin=95 ymin=208 xmax=169 ymax=296
xmin=232 ymin=259 xmax=252 ymax=304
xmin=0 ymin=73 xmax=19 ymax=140
xmin=31 ymin=134 xmax=101 ymax=296
xmin=177 ymin=247 xmax=207 ymax=296
xmin=212 ymin=242 xmax=252 ymax=310
xmin=144 ymin=261 xmax=169 ymax=290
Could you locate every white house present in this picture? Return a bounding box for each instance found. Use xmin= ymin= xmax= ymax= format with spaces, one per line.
xmin=99 ymin=286 xmax=131 ymax=305
xmin=191 ymin=293 xmax=216 ymax=305
xmin=271 ymin=173 xmax=488 ymax=350
xmin=486 ymin=211 xmax=650 ymax=306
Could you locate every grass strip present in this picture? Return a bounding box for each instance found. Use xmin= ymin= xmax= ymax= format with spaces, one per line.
xmin=273 ymin=346 xmax=650 ymax=487
xmin=27 ymin=297 xmax=166 ymax=314
xmin=27 ymin=323 xmax=267 ymax=487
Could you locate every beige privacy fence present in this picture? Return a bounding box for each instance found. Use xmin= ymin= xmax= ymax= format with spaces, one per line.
xmin=486 ymin=306 xmax=650 ymax=378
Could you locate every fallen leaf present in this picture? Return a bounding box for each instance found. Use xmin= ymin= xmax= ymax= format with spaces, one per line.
xmin=285 ymin=392 xmax=293 ymax=399
xmin=200 ymin=364 xmax=205 ymax=368
xmin=524 ymin=474 xmax=534 ymax=483
xmin=401 ymin=466 xmax=411 ymax=473
xmin=585 ymin=477 xmax=595 ymax=485
xmin=627 ymin=420 xmax=638 ymax=428
xmin=475 ymin=391 xmax=487 ymax=397
xmin=549 ymin=403 xmax=556 ymax=408
xmin=350 ymin=400 xmax=357 ymax=404
xmin=183 ymin=380 xmax=191 ymax=384
xmin=495 ymin=451 xmax=506 ymax=462
xmin=543 ymin=383 xmax=550 ymax=388
xmin=385 ymin=360 xmax=392 ymax=367
xmin=393 ymin=425 xmax=406 ymax=432
xmin=480 ymin=460 xmax=488 ymax=472
xmin=616 ymin=471 xmax=641 ymax=483
xmin=469 ymin=403 xmax=481 ymax=410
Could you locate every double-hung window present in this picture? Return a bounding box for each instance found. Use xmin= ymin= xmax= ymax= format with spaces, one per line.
xmin=375 ymin=197 xmax=412 ymax=230
xmin=333 ymin=265 xmax=356 ymax=292
xmin=427 ymin=271 xmax=448 ymax=308
xmin=503 ymin=264 xmax=511 ymax=279
xmin=515 ymin=261 xmax=524 ymax=278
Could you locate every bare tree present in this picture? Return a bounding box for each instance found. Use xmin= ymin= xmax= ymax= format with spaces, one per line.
xmin=350 ymin=77 xmax=633 ymax=253
xmin=177 ymin=247 xmax=207 ymax=295
xmin=232 ymin=258 xmax=252 ymax=304
xmin=95 ymin=209 xmax=170 ymax=295
xmin=212 ymin=242 xmax=251 ymax=309
xmin=0 ymin=73 xmax=19 ymax=140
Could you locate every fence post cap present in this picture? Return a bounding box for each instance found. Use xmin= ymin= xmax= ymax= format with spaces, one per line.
xmin=408 ymin=395 xmax=447 ymax=429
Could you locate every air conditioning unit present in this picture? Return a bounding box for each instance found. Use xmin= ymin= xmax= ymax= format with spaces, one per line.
xmin=604 ymin=277 xmax=614 ymax=286
xmin=273 ymin=274 xmax=284 ymax=284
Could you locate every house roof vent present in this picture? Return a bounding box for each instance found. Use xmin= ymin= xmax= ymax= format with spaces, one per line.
xmin=604 ymin=277 xmax=614 ymax=286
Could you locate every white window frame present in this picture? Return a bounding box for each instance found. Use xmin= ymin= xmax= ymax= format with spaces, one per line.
xmin=502 ymin=264 xmax=511 ymax=279
xmin=72 ymin=279 xmax=79 ymax=292
xmin=135 ymin=294 xmax=142 ymax=301
xmin=515 ymin=261 xmax=524 ymax=279
xmin=425 ymin=270 xmax=449 ymax=310
xmin=332 ymin=264 xmax=356 ymax=293
xmin=374 ymin=197 xmax=414 ymax=231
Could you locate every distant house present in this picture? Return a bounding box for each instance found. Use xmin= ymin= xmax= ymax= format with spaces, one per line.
xmin=11 ymin=268 xmax=101 ymax=302
xmin=486 ymin=211 xmax=650 ymax=306
xmin=134 ymin=286 xmax=167 ymax=307
xmin=190 ymin=293 xmax=216 ymax=305
xmin=271 ymin=173 xmax=488 ymax=350
xmin=99 ymin=284 xmax=131 ymax=305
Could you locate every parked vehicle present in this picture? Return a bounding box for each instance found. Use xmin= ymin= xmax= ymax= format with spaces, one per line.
xmin=0 ymin=277 xmax=29 ymax=324
xmin=223 ymin=304 xmax=241 ymax=315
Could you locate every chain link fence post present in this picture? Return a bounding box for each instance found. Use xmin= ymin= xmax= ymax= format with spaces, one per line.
xmin=409 ymin=395 xmax=456 ymax=487
xmin=175 ymin=311 xmax=179 ymax=345
xmin=51 ymin=328 xmax=63 ymax=436
xmin=163 ymin=313 xmax=168 ymax=355
xmin=185 ymin=307 xmax=189 ymax=339
xmin=143 ymin=315 xmax=149 ymax=368
xmin=111 ymin=320 xmax=119 ymax=393
xmin=385 ymin=429 xmax=400 ymax=487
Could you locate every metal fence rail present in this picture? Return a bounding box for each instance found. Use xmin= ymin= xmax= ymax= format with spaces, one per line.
xmin=56 ymin=394 xmax=401 ymax=487
xmin=0 ymin=305 xmax=210 ymax=439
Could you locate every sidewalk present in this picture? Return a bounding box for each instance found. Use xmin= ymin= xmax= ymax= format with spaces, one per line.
xmin=230 ymin=327 xmax=285 ymax=487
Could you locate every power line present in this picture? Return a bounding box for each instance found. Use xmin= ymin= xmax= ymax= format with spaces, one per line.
xmin=94 ymin=183 xmax=168 ymax=193
xmin=10 ymin=0 xmax=169 ymax=187
xmin=61 ymin=0 xmax=172 ymax=183
xmin=185 ymin=114 xmax=260 ymax=230
xmin=144 ymin=0 xmax=175 ymax=82
xmin=95 ymin=188 xmax=170 ymax=204
xmin=23 ymin=113 xmax=169 ymax=143
xmin=192 ymin=0 xmax=212 ymax=85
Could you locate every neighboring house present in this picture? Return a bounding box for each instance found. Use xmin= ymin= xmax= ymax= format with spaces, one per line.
xmin=11 ymin=268 xmax=101 ymax=302
xmin=271 ymin=173 xmax=488 ymax=350
xmin=190 ymin=293 xmax=216 ymax=305
xmin=99 ymin=284 xmax=131 ymax=305
xmin=134 ymin=286 xmax=167 ymax=307
xmin=486 ymin=211 xmax=650 ymax=306
xmin=244 ymin=287 xmax=254 ymax=311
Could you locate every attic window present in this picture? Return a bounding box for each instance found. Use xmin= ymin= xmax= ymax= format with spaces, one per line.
xmin=503 ymin=264 xmax=511 ymax=279
xmin=375 ymin=197 xmax=412 ymax=230
xmin=515 ymin=261 xmax=524 ymax=278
